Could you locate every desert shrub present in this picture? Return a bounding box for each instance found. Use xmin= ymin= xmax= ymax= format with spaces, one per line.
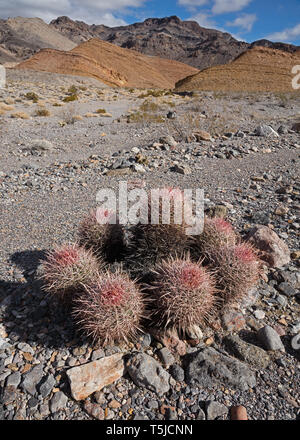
xmin=63 ymin=94 xmax=78 ymax=103
xmin=10 ymin=111 xmax=30 ymax=119
xmin=35 ymin=108 xmax=51 ymax=117
xmin=25 ymin=92 xmax=39 ymax=102
xmin=68 ymin=85 xmax=78 ymax=94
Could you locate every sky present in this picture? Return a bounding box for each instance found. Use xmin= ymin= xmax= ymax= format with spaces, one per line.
xmin=0 ymin=0 xmax=300 ymax=45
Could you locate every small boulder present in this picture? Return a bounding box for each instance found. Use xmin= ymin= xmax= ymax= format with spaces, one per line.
xmin=257 ymin=325 xmax=285 ymax=352
xmin=66 ymin=354 xmax=125 ymax=401
xmin=246 ymin=225 xmax=290 ymax=268
xmin=125 ymin=352 xmax=170 ymax=396
xmin=254 ymin=125 xmax=279 ymax=137
xmin=184 ymin=347 xmax=256 ymax=391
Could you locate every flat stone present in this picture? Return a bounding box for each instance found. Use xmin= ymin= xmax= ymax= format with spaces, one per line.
xmin=223 ymin=335 xmax=270 ymax=369
xmin=91 ymin=348 xmax=105 ymax=361
xmin=17 ymin=343 xmax=34 ymax=355
xmin=205 ymin=401 xmax=228 ymax=420
xmin=277 ymin=282 xmax=297 ymax=297
xmin=66 ymin=354 xmax=125 ymax=401
xmin=39 ymin=374 xmax=56 ymax=398
xmin=125 ymin=352 xmax=170 ymax=396
xmin=21 ymin=364 xmax=44 ymax=396
xmin=246 ymin=225 xmax=290 ymax=268
xmin=257 ymin=325 xmax=285 ymax=352
xmin=184 ymin=347 xmax=256 ymax=391
xmin=222 ymin=309 xmax=246 ymax=331
xmin=6 ymin=372 xmax=21 ymax=388
xmin=50 ymin=391 xmax=68 ymax=413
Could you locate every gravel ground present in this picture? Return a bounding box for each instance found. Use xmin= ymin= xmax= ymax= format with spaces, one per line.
xmin=0 ymin=70 xmax=299 ymax=421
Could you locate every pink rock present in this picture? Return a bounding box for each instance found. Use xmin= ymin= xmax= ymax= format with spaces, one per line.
xmin=66 ymin=354 xmax=125 ymax=401
xmin=222 ymin=309 xmax=246 ymax=332
xmin=230 ymin=405 xmax=248 ymax=420
xmin=246 ymin=225 xmax=290 ymax=268
xmin=150 ymin=328 xmax=187 ymax=356
xmin=83 ymin=401 xmax=105 ymax=420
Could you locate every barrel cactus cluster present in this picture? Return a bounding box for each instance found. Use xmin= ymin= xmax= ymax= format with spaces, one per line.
xmin=40 ymin=187 xmax=261 ymax=346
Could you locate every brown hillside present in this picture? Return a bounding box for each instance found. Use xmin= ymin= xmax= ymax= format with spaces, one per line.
xmin=175 ymin=47 xmax=300 ymax=93
xmin=15 ymin=38 xmax=198 ymax=89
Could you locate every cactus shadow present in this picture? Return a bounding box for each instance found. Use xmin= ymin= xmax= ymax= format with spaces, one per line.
xmin=0 ymin=249 xmax=85 ymax=350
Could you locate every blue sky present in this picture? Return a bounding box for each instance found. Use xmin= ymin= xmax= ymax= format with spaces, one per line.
xmin=1 ymin=0 xmax=300 ymax=45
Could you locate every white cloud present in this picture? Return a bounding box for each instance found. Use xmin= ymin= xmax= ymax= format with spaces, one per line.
xmin=266 ymin=23 xmax=300 ymax=43
xmin=178 ymin=0 xmax=209 ymax=6
xmin=0 ymin=0 xmax=146 ymax=24
xmin=212 ymin=0 xmax=252 ymax=15
xmin=226 ymin=13 xmax=256 ymax=32
xmin=189 ymin=12 xmax=217 ymax=28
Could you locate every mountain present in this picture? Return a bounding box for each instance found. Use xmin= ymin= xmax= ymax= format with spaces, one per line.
xmin=50 ymin=15 xmax=300 ymax=71
xmin=15 ymin=38 xmax=199 ymax=88
xmin=1 ymin=15 xmax=299 ymax=71
xmin=175 ymin=46 xmax=300 ymax=93
xmin=0 ymin=16 xmax=76 ymax=64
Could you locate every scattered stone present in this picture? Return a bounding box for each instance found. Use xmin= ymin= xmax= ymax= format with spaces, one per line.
xmin=125 ymin=353 xmax=170 ymax=396
xmin=167 ymin=111 xmax=176 ymax=120
xmin=246 ymin=225 xmax=290 ymax=268
xmin=171 ymin=164 xmax=191 ymax=175
xmin=30 ymin=139 xmax=55 ymax=152
xmin=21 ymin=364 xmax=44 ymax=396
xmin=17 ymin=342 xmax=34 ymax=355
xmin=91 ymin=348 xmax=105 ymax=361
xmin=291 ymin=122 xmax=300 ymax=133
xmin=50 ymin=391 xmax=68 ymax=413
xmin=222 ymin=309 xmax=246 ymax=331
xmin=254 ymin=310 xmax=265 ymax=320
xmin=159 ymin=135 xmax=177 ymax=147
xmin=291 ymin=251 xmax=300 ymax=260
xmin=277 ymin=125 xmax=288 ymax=135
xmin=230 ymin=405 xmax=248 ymax=420
xmin=223 ymin=334 xmax=270 ymax=369
xmin=184 ymin=347 xmax=256 ymax=391
xmin=83 ymin=401 xmax=105 ymax=420
xmin=6 ymin=372 xmax=21 ymax=388
xmin=150 ymin=328 xmax=187 ymax=356
xmin=157 ymin=348 xmax=175 ymax=368
xmin=194 ymin=130 xmax=212 ymax=142
xmin=255 ymin=125 xmax=279 ymax=137
xmin=132 ymin=164 xmax=146 ymax=173
xmin=185 ymin=324 xmax=203 ymax=340
xmin=66 ymin=354 xmax=125 ymax=401
xmin=169 ymin=364 xmax=185 ymax=382
xmin=205 ymin=401 xmax=228 ymax=420
xmin=257 ymin=325 xmax=285 ymax=352
xmin=277 ymin=282 xmax=297 ymax=297
xmin=207 ymin=204 xmax=227 ymax=218
xmin=39 ymin=374 xmax=56 ymax=398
